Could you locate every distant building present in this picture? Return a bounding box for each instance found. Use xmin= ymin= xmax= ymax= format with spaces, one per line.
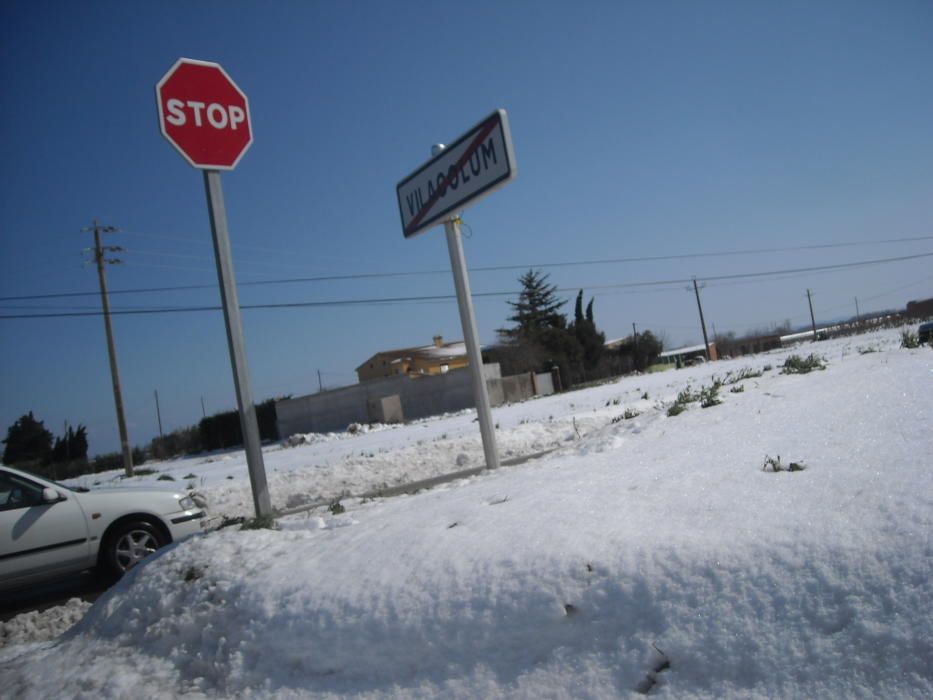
xmin=356 ymin=335 xmax=469 ymax=383
xmin=603 ymin=336 xmax=632 ymax=351
xmin=658 ymin=342 xmax=718 ymax=366
xmin=716 ymin=333 xmax=782 ymax=358
xmin=906 ymin=297 xmax=933 ymax=318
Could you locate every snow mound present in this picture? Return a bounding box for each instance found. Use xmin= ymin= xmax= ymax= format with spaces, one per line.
xmin=2 ymin=328 xmax=931 ymax=697
xmin=1 ymin=598 xmax=92 ymax=649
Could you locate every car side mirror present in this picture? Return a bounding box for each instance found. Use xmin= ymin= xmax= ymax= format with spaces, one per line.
xmin=42 ymin=487 xmax=62 ymax=504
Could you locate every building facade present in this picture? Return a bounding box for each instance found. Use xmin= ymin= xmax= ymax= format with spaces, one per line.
xmin=356 ymin=335 xmax=469 ymax=383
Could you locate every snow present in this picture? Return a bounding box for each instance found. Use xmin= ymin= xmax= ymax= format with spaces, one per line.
xmin=2 ymin=327 xmax=931 ymax=698
xmin=0 ymin=598 xmax=91 ymax=648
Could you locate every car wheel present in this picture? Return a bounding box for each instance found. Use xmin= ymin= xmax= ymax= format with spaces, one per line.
xmin=104 ymin=521 xmax=166 ymax=575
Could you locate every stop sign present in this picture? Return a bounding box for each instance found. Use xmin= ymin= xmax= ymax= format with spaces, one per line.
xmin=156 ymin=58 xmax=253 ymax=170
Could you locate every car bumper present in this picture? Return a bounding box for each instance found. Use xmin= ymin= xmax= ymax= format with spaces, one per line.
xmin=166 ymin=509 xmax=219 ymax=541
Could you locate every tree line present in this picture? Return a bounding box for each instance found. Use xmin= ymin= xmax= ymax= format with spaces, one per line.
xmin=2 ymin=400 xmax=281 ymax=478
xmin=486 ymin=269 xmax=663 ymax=388
xmin=1 ymin=412 xmax=93 ymax=479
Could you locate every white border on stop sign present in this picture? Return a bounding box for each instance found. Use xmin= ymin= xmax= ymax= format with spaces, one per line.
xmin=155 ymin=57 xmax=254 ymax=171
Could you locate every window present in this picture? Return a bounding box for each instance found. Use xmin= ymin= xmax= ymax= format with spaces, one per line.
xmin=0 ymin=470 xmax=45 ymax=511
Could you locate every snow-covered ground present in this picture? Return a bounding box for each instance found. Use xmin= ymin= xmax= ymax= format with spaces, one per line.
xmin=2 ymin=327 xmax=931 ymax=698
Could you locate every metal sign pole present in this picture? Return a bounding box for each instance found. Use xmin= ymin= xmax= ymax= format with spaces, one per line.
xmin=443 ymin=217 xmax=500 ymax=470
xmin=203 ymin=169 xmax=272 ymax=517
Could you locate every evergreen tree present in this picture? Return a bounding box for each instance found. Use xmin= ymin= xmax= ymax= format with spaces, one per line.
xmin=574 ymin=290 xmax=584 ymax=326
xmin=51 ymin=435 xmax=67 ymax=464
xmin=2 ymin=412 xmax=53 ymax=466
xmin=572 ymin=293 xmax=605 ymax=371
xmin=500 ymin=269 xmax=566 ymax=341
xmin=51 ymin=425 xmax=89 ymax=464
xmin=494 ymin=272 xmax=617 ymax=387
xmin=617 ymin=329 xmax=663 ymax=371
xmin=70 ymin=425 xmax=88 ymax=460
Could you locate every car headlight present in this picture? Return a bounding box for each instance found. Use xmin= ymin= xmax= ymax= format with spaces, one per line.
xmin=178 ymin=495 xmax=196 ymax=511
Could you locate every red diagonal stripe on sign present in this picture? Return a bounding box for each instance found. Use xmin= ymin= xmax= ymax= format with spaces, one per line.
xmin=405 ymin=114 xmax=500 ymax=236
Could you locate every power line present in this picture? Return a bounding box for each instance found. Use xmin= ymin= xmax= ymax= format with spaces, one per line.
xmin=121 ymin=228 xmax=933 ymax=257
xmin=2 ymin=250 xmax=931 ymax=321
xmin=2 ymin=235 xmax=932 ymax=303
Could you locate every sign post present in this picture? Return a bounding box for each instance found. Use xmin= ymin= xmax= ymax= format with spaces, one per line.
xmin=397 ymin=110 xmax=517 ymax=470
xmin=156 ymin=58 xmax=272 ymax=518
xmin=443 ymin=212 xmax=500 ymax=471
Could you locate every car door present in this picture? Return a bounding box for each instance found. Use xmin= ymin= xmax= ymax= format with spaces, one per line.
xmin=0 ymin=469 xmax=90 ymax=588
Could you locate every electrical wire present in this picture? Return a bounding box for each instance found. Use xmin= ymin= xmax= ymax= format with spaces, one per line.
xmin=2 ymin=234 xmax=931 ymax=302
xmin=3 ymin=250 xmax=931 ymax=320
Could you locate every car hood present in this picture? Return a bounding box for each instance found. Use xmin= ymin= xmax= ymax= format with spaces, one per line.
xmin=74 ymin=485 xmax=187 ymax=498
xmin=68 ymin=485 xmax=191 ymax=515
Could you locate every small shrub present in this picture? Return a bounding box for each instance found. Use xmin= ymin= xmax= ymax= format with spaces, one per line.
xmin=157 ymin=474 xmax=176 ymax=481
xmin=240 ymin=514 xmax=279 ymax=530
xmin=699 ymin=384 xmax=722 ymax=408
xmin=183 ymin=473 xmax=197 ymax=479
xmin=641 ymin=392 xmax=649 ymax=400
xmin=729 ymin=385 xmax=745 ymax=394
xmin=781 ymin=354 xmax=825 ymax=374
xmin=901 ymin=331 xmax=920 ymax=349
xmin=676 ymin=387 xmax=699 ymax=404
xmin=762 ymin=454 xmax=806 ymax=473
xmin=612 ymin=408 xmax=641 ymax=423
xmin=329 ymin=500 xmax=346 ymax=515
xmin=667 ymin=403 xmax=686 ymax=417
xmin=218 ymin=515 xmax=245 ymax=529
xmin=134 ymin=467 xmax=156 ymax=476
xmin=726 ymin=367 xmax=763 ymax=383
xmin=763 ymin=364 xmax=772 ymax=372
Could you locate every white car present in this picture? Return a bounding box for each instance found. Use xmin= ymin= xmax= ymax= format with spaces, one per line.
xmin=0 ymin=465 xmax=216 ymax=591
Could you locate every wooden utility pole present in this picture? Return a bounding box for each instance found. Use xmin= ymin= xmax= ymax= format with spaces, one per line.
xmin=154 ymin=390 xmax=164 ymax=439
xmin=84 ymin=220 xmax=133 ymax=477
xmin=807 ymin=289 xmax=818 ymax=342
xmin=693 ymin=278 xmax=712 ymax=361
xmin=632 ymin=322 xmax=639 ymax=371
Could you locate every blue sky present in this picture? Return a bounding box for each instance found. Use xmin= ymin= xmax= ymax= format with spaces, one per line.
xmin=2 ymin=0 xmax=932 ymax=456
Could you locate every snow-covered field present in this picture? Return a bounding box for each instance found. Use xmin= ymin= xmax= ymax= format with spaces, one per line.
xmin=2 ymin=327 xmax=931 ymax=698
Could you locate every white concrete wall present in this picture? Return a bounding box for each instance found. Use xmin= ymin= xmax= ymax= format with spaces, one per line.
xmin=276 ymin=364 xmax=503 ymax=438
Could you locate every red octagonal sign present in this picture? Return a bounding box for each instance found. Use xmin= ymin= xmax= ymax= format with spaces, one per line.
xmin=156 ymin=58 xmax=253 ymax=170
